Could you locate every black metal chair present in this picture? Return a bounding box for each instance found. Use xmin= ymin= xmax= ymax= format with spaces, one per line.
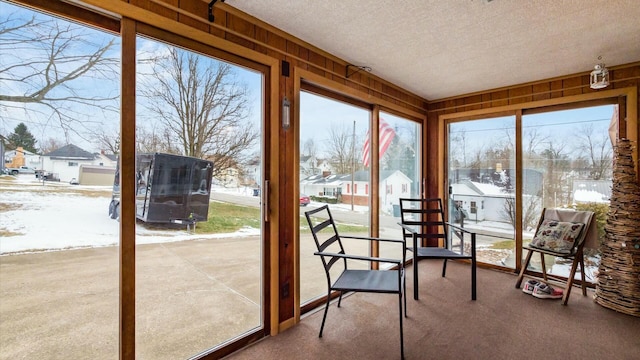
xmin=305 ymin=204 xmax=406 ymax=359
xmin=398 ymin=198 xmax=477 ymax=301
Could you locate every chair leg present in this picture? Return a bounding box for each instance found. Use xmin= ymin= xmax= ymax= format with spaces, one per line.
xmin=579 ymin=253 xmax=587 ymax=297
xmin=562 ymin=253 xmax=581 ymax=305
xmin=337 ymin=291 xmax=343 ymax=308
xmin=398 ymin=292 xmax=405 ymax=360
xmin=516 ymin=250 xmax=534 ymax=288
xmin=471 ymin=255 xmax=477 ymax=300
xmin=540 ymin=253 xmax=548 ymax=282
xmin=403 ymin=270 xmax=407 ymax=317
xmin=319 ymin=292 xmax=331 ymax=337
xmin=442 ymin=258 xmax=448 ymax=277
xmin=413 ymin=255 xmax=419 ymax=300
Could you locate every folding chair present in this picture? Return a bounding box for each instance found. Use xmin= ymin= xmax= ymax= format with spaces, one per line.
xmin=515 ymin=208 xmax=596 ymax=305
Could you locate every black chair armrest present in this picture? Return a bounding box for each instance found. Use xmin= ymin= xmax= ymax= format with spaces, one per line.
xmin=397 ymin=223 xmax=418 ymax=234
xmin=341 ymin=235 xmax=406 ymax=244
xmin=341 ymin=235 xmax=407 ymax=264
xmin=314 ymin=251 xmax=402 ymax=265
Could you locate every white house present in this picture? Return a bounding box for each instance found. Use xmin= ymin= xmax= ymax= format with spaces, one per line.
xmin=450 ymin=180 xmax=514 ymax=223
xmin=41 ymin=144 xmax=116 ymax=182
xmin=300 ymin=173 xmax=350 ymax=199
xmin=375 ymin=170 xmax=413 ymax=215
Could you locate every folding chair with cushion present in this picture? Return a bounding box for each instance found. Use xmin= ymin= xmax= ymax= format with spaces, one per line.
xmin=305 ymin=205 xmax=407 ymax=359
xmin=515 ymin=208 xmax=596 ymax=305
xmin=398 ymin=198 xmax=477 ymax=301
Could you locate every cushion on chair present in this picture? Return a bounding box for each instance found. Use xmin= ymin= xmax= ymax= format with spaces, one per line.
xmin=529 ymin=219 xmax=585 ymax=254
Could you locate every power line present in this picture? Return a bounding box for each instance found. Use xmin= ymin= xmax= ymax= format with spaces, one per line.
xmin=450 ymin=117 xmax=611 ymax=134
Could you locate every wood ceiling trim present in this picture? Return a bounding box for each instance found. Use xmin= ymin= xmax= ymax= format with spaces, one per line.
xmin=429 ymin=73 xmax=640 ymax=114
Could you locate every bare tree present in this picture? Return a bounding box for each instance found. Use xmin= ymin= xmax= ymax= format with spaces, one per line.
xmin=39 ymin=137 xmax=66 ymax=154
xmin=325 ymin=122 xmax=358 ymax=174
xmin=303 ymin=138 xmax=318 ymax=159
xmin=302 ymin=138 xmax=319 ymax=175
xmin=502 ymin=195 xmax=541 ymax=231
xmin=0 ymin=11 xmax=119 ymax=140
xmin=575 ymin=123 xmax=612 ymax=180
xmin=523 ymin=128 xmax=549 ymax=158
xmin=449 ymin=127 xmax=468 ymax=167
xmin=90 ymin=127 xmax=120 ymax=155
xmin=139 ymin=46 xmax=258 ymax=180
xmin=136 ymin=126 xmax=181 ymax=155
xmin=540 ymin=142 xmax=571 ymax=207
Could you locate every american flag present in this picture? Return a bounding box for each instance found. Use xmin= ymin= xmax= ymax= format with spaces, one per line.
xmin=362 ymin=118 xmax=395 ymax=167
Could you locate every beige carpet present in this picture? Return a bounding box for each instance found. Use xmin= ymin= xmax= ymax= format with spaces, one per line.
xmin=227 ymin=260 xmax=640 ymax=360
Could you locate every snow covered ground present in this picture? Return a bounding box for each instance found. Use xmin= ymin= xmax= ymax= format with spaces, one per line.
xmin=0 ymin=175 xmax=259 ymax=254
xmin=0 ymin=174 xmax=601 ymax=281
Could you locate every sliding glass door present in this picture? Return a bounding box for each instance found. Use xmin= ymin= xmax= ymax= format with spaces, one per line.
xmin=378 ymin=111 xmax=421 ymax=264
xmin=134 ymin=35 xmax=265 ymax=358
xmin=521 ymin=105 xmax=615 ymax=281
xmin=447 ymin=103 xmax=615 ymax=276
xmin=299 ymin=90 xmax=371 ymax=305
xmin=0 ymin=3 xmax=121 ymax=358
xmin=447 ymin=115 xmax=516 ymax=267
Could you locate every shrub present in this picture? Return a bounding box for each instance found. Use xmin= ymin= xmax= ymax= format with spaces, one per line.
xmin=309 ymin=195 xmax=338 ymax=204
xmin=573 ymin=202 xmax=608 ymax=245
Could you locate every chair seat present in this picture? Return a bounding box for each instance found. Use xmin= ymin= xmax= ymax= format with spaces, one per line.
xmin=333 ymin=269 xmax=401 ymax=293
xmin=410 ymin=247 xmax=472 ymax=259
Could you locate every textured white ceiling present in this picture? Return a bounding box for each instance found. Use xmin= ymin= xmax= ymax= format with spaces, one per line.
xmin=225 ymin=0 xmax=640 ymax=101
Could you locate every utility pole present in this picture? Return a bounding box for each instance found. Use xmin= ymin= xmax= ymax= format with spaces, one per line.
xmin=351 ymin=120 xmax=355 ymax=211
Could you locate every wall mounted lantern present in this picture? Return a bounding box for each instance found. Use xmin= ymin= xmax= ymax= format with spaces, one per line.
xmin=282 ymin=97 xmax=291 ymax=130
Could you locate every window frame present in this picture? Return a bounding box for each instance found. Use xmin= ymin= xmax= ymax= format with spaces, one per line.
xmin=439 ymin=87 xmax=638 ymax=274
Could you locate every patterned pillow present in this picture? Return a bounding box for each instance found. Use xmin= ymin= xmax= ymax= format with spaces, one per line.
xmin=530 ymin=219 xmax=585 ymax=254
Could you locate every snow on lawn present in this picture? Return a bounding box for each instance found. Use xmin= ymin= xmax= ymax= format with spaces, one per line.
xmin=0 ymin=176 xmax=258 ymax=255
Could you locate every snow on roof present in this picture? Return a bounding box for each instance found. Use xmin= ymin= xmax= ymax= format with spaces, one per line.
xmin=573 ymin=189 xmax=609 ymax=203
xmin=450 ymin=183 xmax=478 ymax=196
xmin=471 ymin=181 xmax=506 ymax=196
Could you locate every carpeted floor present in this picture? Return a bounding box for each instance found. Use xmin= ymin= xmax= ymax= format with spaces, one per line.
xmin=227 ymin=260 xmax=640 ymax=360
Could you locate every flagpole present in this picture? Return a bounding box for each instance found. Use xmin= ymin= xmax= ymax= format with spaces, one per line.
xmin=351 ymin=120 xmax=355 ymax=211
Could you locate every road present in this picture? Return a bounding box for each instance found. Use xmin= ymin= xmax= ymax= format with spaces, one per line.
xmin=210 ymin=190 xmax=503 ymax=246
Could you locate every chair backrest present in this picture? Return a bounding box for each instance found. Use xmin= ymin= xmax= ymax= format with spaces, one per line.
xmin=399 ymin=198 xmax=449 ymax=248
xmin=304 ymin=205 xmax=347 ymax=279
xmin=534 ymin=208 xmax=596 ymax=255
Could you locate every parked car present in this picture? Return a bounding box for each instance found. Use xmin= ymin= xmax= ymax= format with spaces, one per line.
xmin=35 ymin=170 xmax=60 ymax=182
xmin=300 ymin=193 xmax=310 ymax=206
xmin=6 ymin=166 xmax=36 ymax=175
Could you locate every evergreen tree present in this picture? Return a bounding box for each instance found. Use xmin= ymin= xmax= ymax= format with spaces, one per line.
xmin=7 ymin=123 xmax=38 ymax=153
